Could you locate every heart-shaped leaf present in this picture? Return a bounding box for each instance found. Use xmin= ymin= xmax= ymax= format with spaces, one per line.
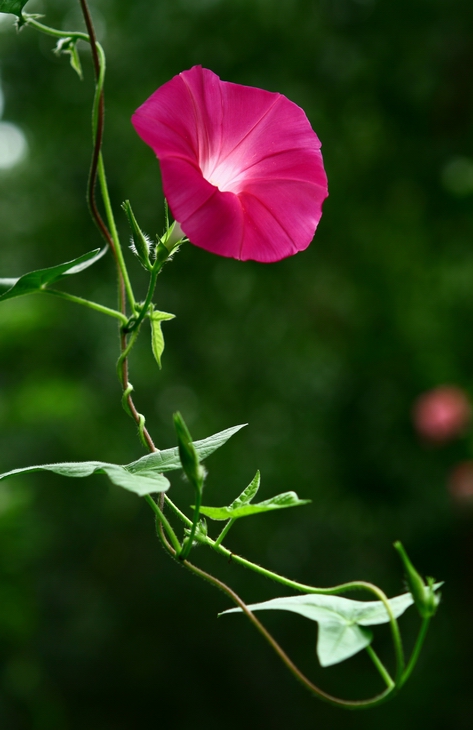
xmin=0 ymin=247 xmax=107 ymax=302
xmin=0 ymin=460 xmax=169 ymax=497
xmin=221 ymin=586 xmax=442 ymax=667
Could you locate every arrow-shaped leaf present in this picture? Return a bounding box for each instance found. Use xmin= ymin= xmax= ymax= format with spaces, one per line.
xmin=150 ymin=310 xmax=175 ymax=368
xmin=0 ymin=424 xmax=246 ymax=496
xmin=0 ymin=460 xmax=169 ymax=497
xmin=199 ymin=490 xmax=310 ymax=521
xmin=0 ymin=247 xmax=107 ymax=302
xmin=221 ymin=585 xmax=442 ymax=667
xmin=229 ymin=470 xmax=261 ymax=509
xmin=126 ymin=424 xmax=247 ymax=474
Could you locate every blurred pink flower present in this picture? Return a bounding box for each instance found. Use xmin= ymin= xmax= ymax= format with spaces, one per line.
xmin=412 ymin=385 xmax=471 ymax=444
xmin=132 ymin=66 xmax=328 ymax=263
xmin=448 ymin=461 xmax=473 ymax=501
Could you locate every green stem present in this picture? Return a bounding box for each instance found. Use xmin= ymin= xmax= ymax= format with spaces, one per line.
xmin=214 ymin=518 xmax=236 ymax=548
xmin=91 ymin=45 xmax=135 ymax=311
xmin=179 ymin=488 xmax=202 ymax=561
xmin=97 ymin=153 xmax=135 ymax=310
xmin=144 ymin=495 xmax=181 ymax=554
xmin=366 ymin=645 xmax=395 ymax=690
xmin=125 ymin=265 xmax=160 ymax=334
xmin=91 ymin=43 xmax=105 ymax=142
xmin=398 ymin=618 xmax=430 ymax=689
xmin=164 ymin=495 xmax=192 ymax=526
xmin=44 ymin=289 xmax=128 ymax=324
xmin=25 ymin=16 xmax=89 ymax=42
xmin=116 ymin=328 xmax=141 ymax=387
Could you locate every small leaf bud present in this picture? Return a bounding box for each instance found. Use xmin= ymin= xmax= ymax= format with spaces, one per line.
xmin=173 ymin=411 xmax=204 ymax=492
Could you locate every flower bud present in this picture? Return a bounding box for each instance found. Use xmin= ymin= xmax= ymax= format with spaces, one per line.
xmin=412 ymin=385 xmax=471 ymax=444
xmin=394 ymin=541 xmax=439 ymax=619
xmin=173 ymin=411 xmax=204 ymax=492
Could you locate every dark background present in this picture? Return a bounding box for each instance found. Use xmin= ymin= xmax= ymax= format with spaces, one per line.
xmin=0 ymin=0 xmax=472 ymax=727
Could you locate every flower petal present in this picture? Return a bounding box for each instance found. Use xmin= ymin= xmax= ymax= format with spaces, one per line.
xmin=132 ymin=66 xmax=328 ymax=263
xmin=238 ymin=180 xmax=323 ymax=263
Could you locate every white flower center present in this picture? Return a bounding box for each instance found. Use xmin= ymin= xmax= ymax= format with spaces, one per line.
xmin=200 ymin=154 xmax=247 ymax=194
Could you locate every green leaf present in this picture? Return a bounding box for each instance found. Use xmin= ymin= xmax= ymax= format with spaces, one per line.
xmin=150 ymin=310 xmax=175 ymax=369
xmin=0 ymin=248 xmax=107 ymax=302
xmin=199 ymin=490 xmax=310 ymax=521
xmin=221 ymin=586 xmax=442 ymax=667
xmin=230 ymin=470 xmax=261 ymax=508
xmin=126 ymin=424 xmax=247 ymax=474
xmin=0 ymin=423 xmax=247 ymax=496
xmin=0 ymin=460 xmax=169 ymax=497
xmin=54 ymin=38 xmax=83 ymax=80
xmin=0 ymin=0 xmax=28 ymax=18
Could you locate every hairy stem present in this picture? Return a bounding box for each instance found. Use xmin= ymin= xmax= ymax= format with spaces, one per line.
xmin=398 ymin=618 xmax=430 ymax=689
xmin=179 ymin=488 xmax=202 ymax=561
xmin=25 ymin=16 xmax=89 ymax=41
xmin=125 ymin=264 xmax=159 ymax=334
xmin=366 ymin=645 xmax=395 ymax=690
xmin=97 ymin=154 xmax=135 ymax=309
xmin=144 ymin=495 xmax=181 ymax=554
xmin=213 ymin=518 xmax=236 ymax=548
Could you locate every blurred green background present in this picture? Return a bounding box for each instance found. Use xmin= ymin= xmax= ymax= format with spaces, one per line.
xmin=1 ymin=0 xmax=473 ymax=727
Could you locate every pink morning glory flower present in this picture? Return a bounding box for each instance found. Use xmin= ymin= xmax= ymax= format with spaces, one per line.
xmin=132 ymin=66 xmax=328 ymax=263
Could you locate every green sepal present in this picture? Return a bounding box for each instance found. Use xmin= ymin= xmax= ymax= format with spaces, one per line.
xmin=150 ymin=309 xmax=175 ymax=369
xmin=54 ymin=37 xmax=83 ymax=80
xmin=184 ymin=518 xmax=208 ymax=545
xmin=126 ymin=424 xmax=247 ymax=474
xmin=0 ymin=460 xmax=170 ymax=497
xmin=199 ymin=488 xmax=310 ymax=521
xmin=0 ymin=247 xmax=107 ymax=302
xmin=221 ymin=585 xmax=443 ymax=667
xmin=122 ymin=200 xmax=152 ymax=270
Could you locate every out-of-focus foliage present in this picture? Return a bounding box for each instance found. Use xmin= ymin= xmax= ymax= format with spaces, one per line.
xmin=0 ymin=0 xmax=472 ymax=727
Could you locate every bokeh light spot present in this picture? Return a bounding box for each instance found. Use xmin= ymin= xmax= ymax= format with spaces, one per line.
xmin=442 ymin=157 xmax=473 ymax=196
xmin=0 ymin=122 xmax=27 ymax=169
